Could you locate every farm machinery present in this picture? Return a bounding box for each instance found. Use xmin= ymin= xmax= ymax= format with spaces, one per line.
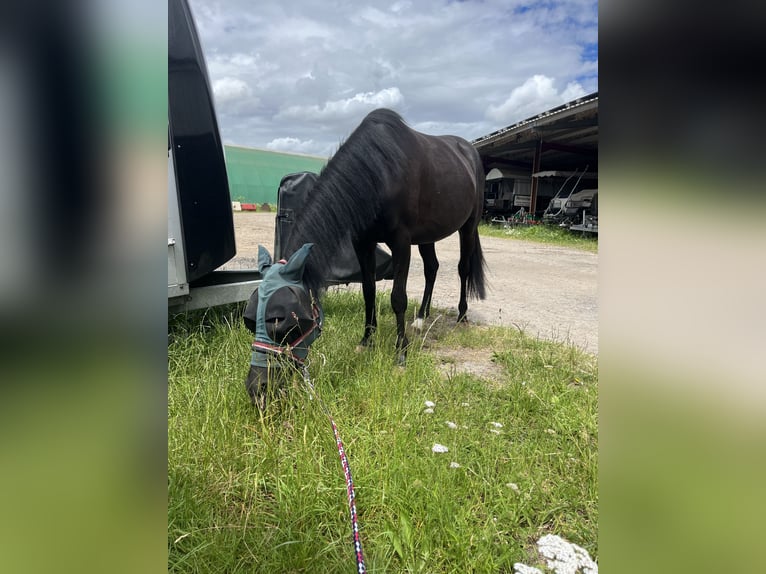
xmin=541 ymin=168 xmax=598 ymax=234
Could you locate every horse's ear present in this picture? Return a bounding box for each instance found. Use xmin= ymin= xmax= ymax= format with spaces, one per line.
xmin=257 ymin=245 xmax=273 ymax=273
xmin=280 ymin=243 xmax=313 ymax=280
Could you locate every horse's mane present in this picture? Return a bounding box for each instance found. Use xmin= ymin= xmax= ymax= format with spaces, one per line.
xmin=285 ymin=108 xmax=412 ymax=296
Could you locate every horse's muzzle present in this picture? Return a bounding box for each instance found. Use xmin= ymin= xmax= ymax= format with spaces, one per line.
xmin=244 ymin=361 xmax=296 ymax=410
xmin=244 ymin=365 xmax=270 ymax=410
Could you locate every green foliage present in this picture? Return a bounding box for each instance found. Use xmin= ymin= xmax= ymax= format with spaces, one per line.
xmin=479 ymin=222 xmax=598 ymax=252
xmin=168 ymin=292 xmax=598 ymax=572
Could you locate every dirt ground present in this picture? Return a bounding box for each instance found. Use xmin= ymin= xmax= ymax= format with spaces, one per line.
xmin=225 ymin=212 xmax=598 ymax=356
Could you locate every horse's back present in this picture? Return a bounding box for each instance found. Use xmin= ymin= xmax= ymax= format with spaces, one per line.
xmin=425 ymin=134 xmax=482 ymax=187
xmin=362 ymin=109 xmax=480 ymax=181
xmin=418 ymin=132 xmax=483 ymax=208
xmin=349 ymin=109 xmax=484 ymax=243
xmin=396 ymin=131 xmax=482 ymax=243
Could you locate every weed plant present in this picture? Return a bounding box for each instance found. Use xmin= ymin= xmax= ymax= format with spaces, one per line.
xmin=478 ymin=222 xmax=598 ymax=252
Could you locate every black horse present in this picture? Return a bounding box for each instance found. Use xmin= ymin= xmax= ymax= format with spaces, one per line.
xmin=281 ymin=108 xmax=487 ymax=361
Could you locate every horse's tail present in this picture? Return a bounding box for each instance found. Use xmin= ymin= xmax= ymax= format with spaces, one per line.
xmin=465 ymin=146 xmax=487 ymax=301
xmin=467 ymin=228 xmax=487 ymax=300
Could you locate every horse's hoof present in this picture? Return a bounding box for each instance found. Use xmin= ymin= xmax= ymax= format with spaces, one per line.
xmin=355 ymin=345 xmax=365 ymax=353
xmin=411 ymin=317 xmax=424 ymax=331
xmin=396 ymin=353 xmax=407 ymax=367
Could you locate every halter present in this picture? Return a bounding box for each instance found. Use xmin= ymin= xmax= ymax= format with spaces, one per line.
xmin=251 ymin=301 xmax=322 ymax=366
xmin=245 ymin=244 xmax=324 ymax=369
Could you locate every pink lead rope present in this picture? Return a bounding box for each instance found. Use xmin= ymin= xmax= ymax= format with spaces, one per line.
xmin=302 ymin=366 xmax=366 ymax=573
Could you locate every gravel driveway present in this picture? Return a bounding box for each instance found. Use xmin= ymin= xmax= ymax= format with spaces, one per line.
xmin=226 ymin=212 xmax=598 ymax=355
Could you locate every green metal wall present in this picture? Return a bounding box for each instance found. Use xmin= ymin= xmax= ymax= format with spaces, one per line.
xmin=224 ymin=145 xmax=327 ymax=204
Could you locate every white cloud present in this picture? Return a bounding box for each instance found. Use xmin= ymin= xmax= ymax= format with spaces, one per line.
xmin=212 ymin=76 xmax=252 ymax=103
xmin=187 ymin=0 xmax=597 ymax=150
xmin=486 ymin=75 xmax=587 ymax=125
xmin=276 ymin=87 xmax=404 ymax=122
xmin=389 ymin=1 xmax=412 ymax=13
xmin=208 ymin=53 xmax=279 ymax=80
xmin=411 ymin=119 xmax=480 ymax=136
xmin=357 ymin=6 xmax=399 ymax=29
xmin=266 ymin=137 xmax=329 ymax=156
xmin=561 ymin=81 xmax=587 ymax=102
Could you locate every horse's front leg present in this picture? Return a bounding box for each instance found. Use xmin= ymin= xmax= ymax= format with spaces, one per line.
xmin=412 ymin=243 xmax=438 ymax=331
xmin=355 ymin=242 xmax=378 ymax=347
xmin=389 ymin=241 xmax=412 ymax=365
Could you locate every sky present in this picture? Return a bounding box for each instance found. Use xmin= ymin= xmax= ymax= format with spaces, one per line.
xmin=188 ymin=0 xmax=598 ymax=158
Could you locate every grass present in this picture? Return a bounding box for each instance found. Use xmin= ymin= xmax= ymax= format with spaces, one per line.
xmin=478 ymin=222 xmax=598 ymax=252
xmin=168 ymin=291 xmax=598 ymax=573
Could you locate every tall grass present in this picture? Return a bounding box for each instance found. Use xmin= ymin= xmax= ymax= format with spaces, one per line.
xmin=168 ymin=291 xmax=597 ymax=572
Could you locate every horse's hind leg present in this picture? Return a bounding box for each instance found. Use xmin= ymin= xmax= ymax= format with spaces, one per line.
xmin=412 ymin=243 xmax=438 ymax=332
xmin=456 ymin=225 xmax=476 ymax=323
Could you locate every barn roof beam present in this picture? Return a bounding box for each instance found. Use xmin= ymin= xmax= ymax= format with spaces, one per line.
xmin=541 ymin=141 xmax=596 ymax=156
xmin=481 ymin=156 xmax=531 ymax=171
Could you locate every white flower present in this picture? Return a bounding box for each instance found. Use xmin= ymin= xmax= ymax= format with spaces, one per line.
xmin=431 ymin=443 xmax=449 ymax=453
xmin=537 ymin=534 xmax=598 ymax=574
xmin=449 ymin=461 xmax=460 ymax=468
xmin=513 ymin=535 xmax=598 ymax=574
xmin=545 ymin=428 xmax=557 ymax=435
xmin=506 ymin=482 xmax=519 ymax=491
xmin=490 ymin=421 xmax=503 ymax=428
xmin=424 ymin=400 xmax=435 ymax=408
xmin=489 ymin=429 xmax=501 ymax=435
xmin=423 ymin=408 xmax=434 ymax=414
xmin=460 ymin=402 xmax=470 ymax=407
xmin=445 ymin=421 xmax=458 ymax=429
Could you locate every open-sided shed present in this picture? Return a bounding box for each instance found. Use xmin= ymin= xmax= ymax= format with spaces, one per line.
xmin=473 ymin=92 xmax=598 ymax=214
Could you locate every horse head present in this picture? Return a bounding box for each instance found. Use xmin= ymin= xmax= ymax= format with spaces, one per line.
xmin=243 ymin=243 xmax=323 ymax=408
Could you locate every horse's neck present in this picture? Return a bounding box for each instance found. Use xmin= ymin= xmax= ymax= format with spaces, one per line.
xmin=284 ymin=214 xmax=330 ymax=294
xmin=289 ymin=183 xmax=351 ymax=256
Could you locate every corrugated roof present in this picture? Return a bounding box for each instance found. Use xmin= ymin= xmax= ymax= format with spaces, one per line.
xmin=473 ymin=92 xmax=598 ymax=147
